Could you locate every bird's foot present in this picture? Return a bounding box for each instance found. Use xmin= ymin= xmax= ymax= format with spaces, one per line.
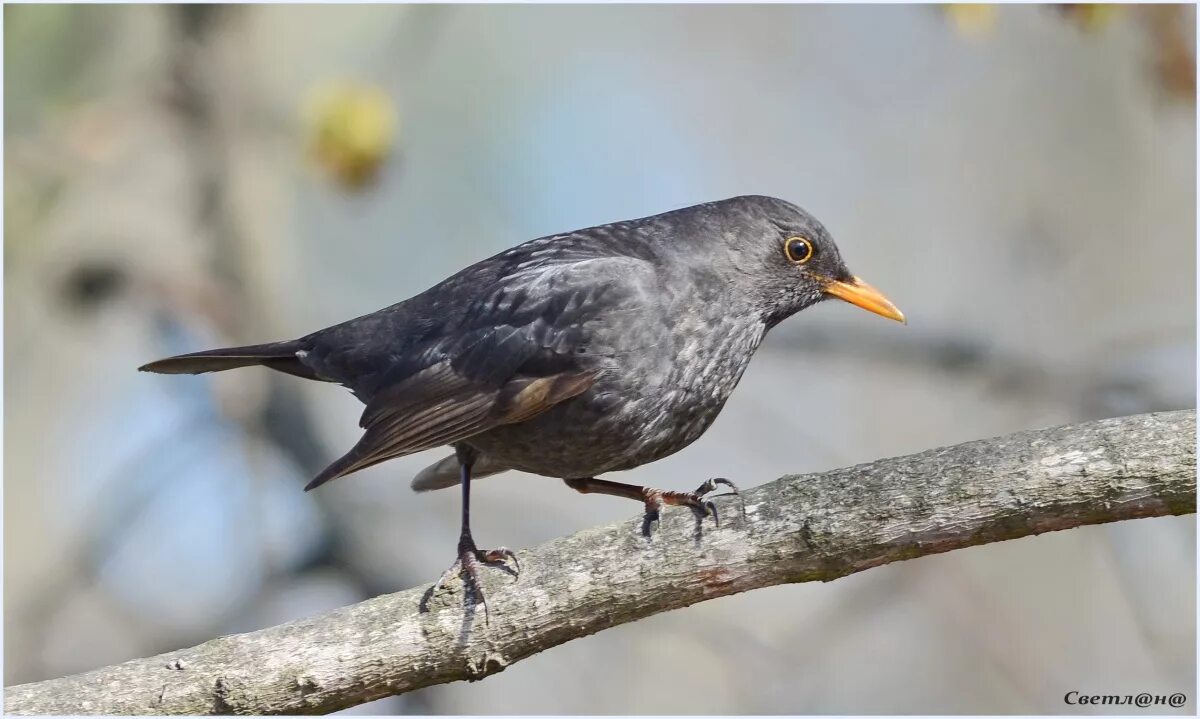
xmin=422 ymin=535 xmax=519 ymax=623
xmin=642 ymin=477 xmax=745 ymax=537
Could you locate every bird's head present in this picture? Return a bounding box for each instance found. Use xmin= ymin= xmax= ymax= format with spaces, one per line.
xmin=697 ymin=195 xmax=905 ymax=328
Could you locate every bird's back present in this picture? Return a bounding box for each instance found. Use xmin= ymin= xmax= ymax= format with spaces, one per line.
xmin=296 ymin=219 xmax=667 ymax=403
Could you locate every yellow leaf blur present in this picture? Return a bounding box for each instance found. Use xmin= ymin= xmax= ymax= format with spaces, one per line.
xmin=944 ymin=5 xmax=996 ymax=37
xmin=304 ymin=81 xmax=397 ymax=190
xmin=1057 ymin=4 xmax=1121 ymax=33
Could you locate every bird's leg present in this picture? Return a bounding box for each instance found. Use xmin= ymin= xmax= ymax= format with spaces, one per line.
xmin=563 ymin=476 xmax=744 ymax=537
xmin=425 ymin=447 xmax=518 ymax=623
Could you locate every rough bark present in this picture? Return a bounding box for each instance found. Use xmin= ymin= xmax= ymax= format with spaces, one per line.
xmin=6 ymin=410 xmax=1195 ymax=715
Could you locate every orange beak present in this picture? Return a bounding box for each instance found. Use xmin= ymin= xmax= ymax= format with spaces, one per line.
xmin=823 ymin=276 xmax=906 ymax=324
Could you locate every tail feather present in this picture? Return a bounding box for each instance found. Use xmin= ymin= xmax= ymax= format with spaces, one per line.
xmin=139 ymin=340 xmax=309 ymax=376
xmin=410 ymin=453 xmax=511 ymax=492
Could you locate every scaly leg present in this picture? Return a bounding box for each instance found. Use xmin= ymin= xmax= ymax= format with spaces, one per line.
xmin=563 ymin=476 xmax=744 ymax=537
xmin=424 ymin=448 xmax=518 ymax=623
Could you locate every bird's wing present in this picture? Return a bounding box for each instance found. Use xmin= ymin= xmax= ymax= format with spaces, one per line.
xmin=303 ymin=253 xmax=653 ymax=490
xmin=304 ymin=363 xmax=596 ymax=490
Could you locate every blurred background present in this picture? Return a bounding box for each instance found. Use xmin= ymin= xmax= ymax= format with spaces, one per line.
xmin=4 ymin=3 xmax=1195 ymax=714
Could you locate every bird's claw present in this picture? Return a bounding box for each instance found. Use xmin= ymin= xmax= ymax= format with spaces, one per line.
xmin=641 ymin=506 xmax=662 ymax=537
xmin=423 ymin=538 xmax=519 ymax=624
xmin=640 ymin=477 xmax=744 ymax=537
xmin=696 ymin=477 xmax=746 ymax=518
xmin=480 ymin=546 xmax=520 ymax=575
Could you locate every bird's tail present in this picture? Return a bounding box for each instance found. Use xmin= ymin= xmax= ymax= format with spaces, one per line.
xmin=410 ymin=453 xmax=512 ymax=492
xmin=138 ymin=340 xmax=309 ymax=376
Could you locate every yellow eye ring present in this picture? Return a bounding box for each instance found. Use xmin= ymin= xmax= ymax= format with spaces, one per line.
xmin=784 ymin=236 xmax=814 ymax=264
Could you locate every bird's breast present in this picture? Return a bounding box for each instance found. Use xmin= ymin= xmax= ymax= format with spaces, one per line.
xmin=619 ymin=316 xmax=767 ymax=455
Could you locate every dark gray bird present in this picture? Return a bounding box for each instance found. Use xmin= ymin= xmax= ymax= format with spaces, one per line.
xmin=140 ymin=195 xmax=903 ymax=611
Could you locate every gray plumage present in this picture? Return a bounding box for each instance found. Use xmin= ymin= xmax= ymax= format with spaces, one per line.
xmin=141 ymin=195 xmax=888 ymax=491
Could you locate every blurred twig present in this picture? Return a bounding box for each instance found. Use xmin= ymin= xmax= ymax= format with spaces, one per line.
xmin=6 ymin=410 xmax=1194 ymax=716
xmin=772 ymin=324 xmax=1191 ymax=419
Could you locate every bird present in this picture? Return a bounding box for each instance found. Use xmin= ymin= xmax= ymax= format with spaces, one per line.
xmin=140 ymin=195 xmax=904 ymax=615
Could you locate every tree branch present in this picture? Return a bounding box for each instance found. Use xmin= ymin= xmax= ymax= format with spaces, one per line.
xmin=6 ymin=410 xmax=1195 ymax=715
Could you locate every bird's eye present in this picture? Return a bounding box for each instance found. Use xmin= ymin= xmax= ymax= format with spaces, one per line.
xmin=784 ymin=236 xmax=814 ymax=264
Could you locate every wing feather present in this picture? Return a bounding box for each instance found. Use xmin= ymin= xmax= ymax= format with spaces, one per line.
xmin=304 ymin=368 xmax=598 ymax=491
xmin=303 ymin=252 xmax=650 ymax=491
